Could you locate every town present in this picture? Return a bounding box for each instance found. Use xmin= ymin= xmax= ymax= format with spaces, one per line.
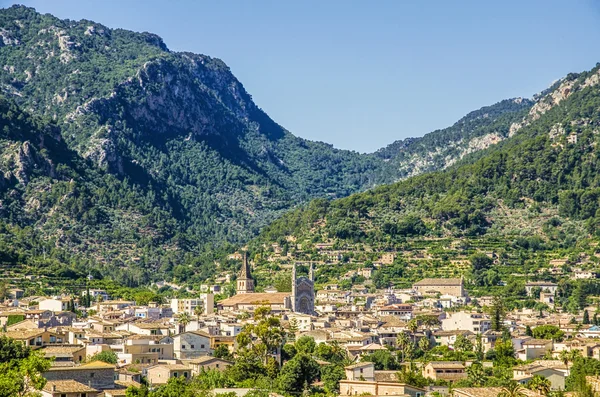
xmin=1 ymin=251 xmax=598 ymax=397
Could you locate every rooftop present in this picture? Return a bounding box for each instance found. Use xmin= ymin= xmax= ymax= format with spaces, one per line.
xmin=414 ymin=278 xmax=463 ymax=286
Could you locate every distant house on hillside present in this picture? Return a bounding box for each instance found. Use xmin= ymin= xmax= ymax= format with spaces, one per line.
xmin=413 ymin=278 xmax=465 ymax=298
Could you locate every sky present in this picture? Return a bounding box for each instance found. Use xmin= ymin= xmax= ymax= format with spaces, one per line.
xmin=3 ymin=0 xmax=600 ymax=153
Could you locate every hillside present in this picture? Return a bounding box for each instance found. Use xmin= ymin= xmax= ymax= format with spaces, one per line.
xmin=0 ymin=5 xmax=571 ymax=287
xmin=376 ymin=97 xmax=534 ymax=178
xmin=250 ymin=64 xmax=600 ymax=293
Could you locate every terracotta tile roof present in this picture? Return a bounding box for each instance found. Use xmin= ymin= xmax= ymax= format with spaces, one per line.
xmin=219 ymin=292 xmax=290 ymax=306
xmin=43 ymin=380 xmax=98 ymax=393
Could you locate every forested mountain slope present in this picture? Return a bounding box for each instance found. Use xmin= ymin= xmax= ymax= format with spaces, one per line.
xmin=376 ymin=98 xmax=534 ymax=178
xmin=256 ymin=65 xmax=600 ymax=247
xmin=0 ymin=5 xmax=578 ymax=286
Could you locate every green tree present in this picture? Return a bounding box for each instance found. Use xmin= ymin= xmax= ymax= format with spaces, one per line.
xmin=0 ymin=348 xmax=52 ymax=397
xmin=361 ymin=349 xmax=399 ymax=370
xmin=236 ymin=306 xmax=285 ymax=366
xmin=277 ymin=353 xmax=320 ymax=393
xmin=213 ymin=345 xmax=233 ymax=361
xmin=533 ymin=325 xmax=565 ymax=342
xmin=176 ymin=312 xmax=192 ymax=333
xmin=321 ymin=364 xmax=345 ymax=393
xmin=527 ymin=375 xmax=551 ymax=396
xmin=89 ymin=350 xmax=118 ymax=364
xmin=489 ymin=295 xmax=506 ymax=332
xmin=295 ymin=336 xmax=316 ymax=355
xmin=583 ymin=310 xmax=590 ymax=325
xmin=498 ymin=382 xmax=527 ymax=397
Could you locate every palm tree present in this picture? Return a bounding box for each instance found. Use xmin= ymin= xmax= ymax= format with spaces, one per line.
xmin=527 ymin=375 xmax=551 ymax=396
xmin=559 ymin=349 xmax=581 ymax=375
xmin=407 ymin=319 xmax=418 ymax=345
xmin=176 ymin=312 xmax=192 ymax=333
xmin=497 ymin=381 xmax=527 ymax=397
xmin=194 ymin=305 xmax=204 ymax=322
xmin=418 ymin=335 xmax=430 ymax=354
xmin=397 ymin=332 xmax=411 ymax=363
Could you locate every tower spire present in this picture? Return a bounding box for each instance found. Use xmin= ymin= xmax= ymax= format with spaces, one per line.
xmin=237 ymin=251 xmax=254 ymax=294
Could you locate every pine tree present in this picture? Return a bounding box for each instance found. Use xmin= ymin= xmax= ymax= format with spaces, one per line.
xmin=583 ymin=309 xmax=590 ymax=324
xmin=525 ymin=325 xmax=533 ymax=336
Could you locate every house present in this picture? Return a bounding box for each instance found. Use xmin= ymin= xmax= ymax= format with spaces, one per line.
xmin=453 ymin=387 xmax=543 ymax=397
xmin=433 ymin=330 xmax=474 ymax=348
xmin=344 ymin=362 xmax=375 ymax=381
xmin=39 ymin=298 xmax=72 ymax=313
xmin=187 ymin=356 xmax=233 ymax=375
xmin=422 ymin=362 xmax=467 ymax=381
xmin=43 ymin=361 xmax=116 ymax=390
xmin=173 ymin=331 xmax=212 ymax=359
xmin=147 ymin=364 xmax=192 ymax=386
xmin=42 ymin=345 xmax=87 ymax=365
xmin=413 ymin=278 xmax=465 ymax=298
xmin=41 ymin=380 xmax=100 ymax=397
xmin=518 ymin=339 xmax=553 ymax=361
xmin=442 ymin=312 xmax=490 ymax=333
xmin=525 ymin=282 xmax=558 ymax=297
xmin=2 ymin=329 xmax=65 ymax=348
xmin=170 ymin=296 xmax=215 ymax=316
xmin=513 ymin=363 xmax=566 ymax=390
xmin=340 ymin=362 xmax=425 ymax=397
xmin=378 ymin=304 xmax=413 ymax=320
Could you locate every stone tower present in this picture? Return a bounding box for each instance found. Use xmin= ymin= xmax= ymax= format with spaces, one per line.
xmin=237 ymin=252 xmax=254 ymax=294
xmin=291 ymin=263 xmax=315 ymax=314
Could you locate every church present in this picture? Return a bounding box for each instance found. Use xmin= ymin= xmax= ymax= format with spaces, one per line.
xmin=218 ymin=254 xmax=315 ymax=314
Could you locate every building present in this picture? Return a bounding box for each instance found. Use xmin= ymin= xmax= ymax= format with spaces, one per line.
xmin=518 ymin=339 xmax=554 ymax=361
xmin=41 ymin=380 xmax=100 ymax=397
xmin=173 ymin=331 xmax=212 ymax=359
xmin=218 ymin=292 xmax=290 ymax=313
xmin=413 ymin=278 xmax=465 ymax=298
xmin=43 ymin=361 xmax=116 ymax=390
xmin=339 ymin=362 xmax=426 ymax=397
xmin=187 ymin=356 xmax=233 ymax=375
xmin=291 ymin=264 xmax=315 ymax=314
xmin=453 ymin=388 xmax=543 ymax=397
xmin=513 ymin=363 xmax=565 ymax=390
xmin=147 ymin=364 xmax=192 ymax=386
xmin=171 ymin=296 xmax=214 ymax=316
xmin=525 ymin=282 xmax=558 ymax=297
xmin=422 ymin=362 xmax=467 ymax=381
xmin=237 ymin=253 xmax=254 ymax=294
xmin=441 ymin=312 xmax=490 ymax=333
xmin=39 ymin=298 xmax=72 ymax=313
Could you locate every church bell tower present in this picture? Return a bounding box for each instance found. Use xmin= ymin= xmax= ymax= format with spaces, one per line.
xmin=237 ymin=252 xmax=254 ymax=294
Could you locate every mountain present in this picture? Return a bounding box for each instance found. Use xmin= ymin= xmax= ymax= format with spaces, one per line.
xmin=0 ymin=5 xmax=570 ymax=286
xmin=252 ymin=64 xmax=600 ymax=279
xmin=375 ymin=98 xmax=534 ymax=178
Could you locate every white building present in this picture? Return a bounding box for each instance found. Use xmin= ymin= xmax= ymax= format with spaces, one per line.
xmin=441 ymin=311 xmax=490 ymax=333
xmin=39 ymin=298 xmax=71 ymax=313
xmin=171 ymin=295 xmax=214 ymax=316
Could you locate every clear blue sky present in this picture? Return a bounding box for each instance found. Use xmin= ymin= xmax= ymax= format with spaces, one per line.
xmin=4 ymin=0 xmax=600 ymax=152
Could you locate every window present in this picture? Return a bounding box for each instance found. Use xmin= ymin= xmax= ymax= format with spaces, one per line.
xmin=90 ymin=373 xmax=94 ymax=378
xmin=173 ymin=372 xmax=178 ymax=377
xmin=61 ymin=394 xmax=66 ymax=397
xmin=216 ymin=364 xmax=220 ymax=368
xmin=182 ymin=345 xmax=186 ymax=349
xmin=191 ymin=345 xmax=195 ymax=349
xmin=184 ymin=372 xmax=189 ymax=378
